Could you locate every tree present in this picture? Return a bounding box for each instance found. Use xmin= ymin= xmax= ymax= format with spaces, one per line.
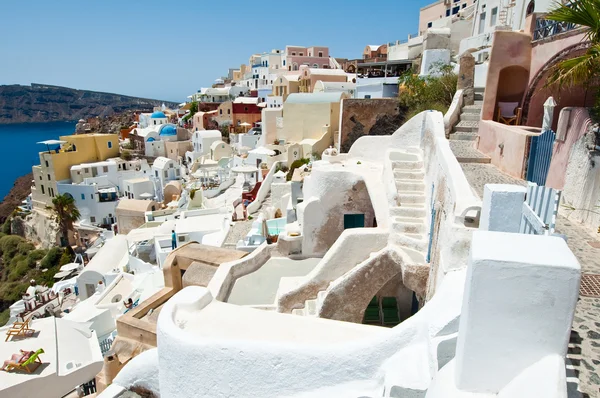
xmin=52 ymin=194 xmax=80 ymax=246
xmin=545 ymin=1 xmax=600 ymax=90
xmin=398 ymin=63 xmax=457 ymax=119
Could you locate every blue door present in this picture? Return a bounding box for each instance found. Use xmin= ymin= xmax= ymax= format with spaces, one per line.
xmin=344 ymin=214 xmax=365 ymax=229
xmin=526 ymin=129 xmax=555 ymax=185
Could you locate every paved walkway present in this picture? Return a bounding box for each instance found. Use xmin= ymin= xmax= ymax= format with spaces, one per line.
xmin=459 ymin=158 xmax=600 ymax=397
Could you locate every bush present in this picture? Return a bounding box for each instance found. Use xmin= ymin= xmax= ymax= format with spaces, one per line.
xmin=121 ymin=150 xmax=132 ymax=161
xmin=58 ymin=246 xmax=75 ymax=267
xmin=40 ymin=247 xmax=63 ymax=270
xmin=8 ymin=261 xmax=29 ymax=282
xmin=399 ymin=62 xmax=457 ymax=118
xmin=0 ymin=308 xmax=9 ymax=327
xmin=286 ymin=158 xmax=310 ymax=181
xmin=0 ymin=235 xmax=26 ymax=262
xmin=1 ymin=218 xmax=11 ymax=235
xmin=17 ymin=241 xmax=35 ymax=256
xmin=27 ymin=249 xmax=47 ymax=265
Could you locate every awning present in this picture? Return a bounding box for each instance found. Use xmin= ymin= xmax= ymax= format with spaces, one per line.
xmin=231 ymin=166 xmax=258 ymax=173
xmin=37 ymin=140 xmax=66 ymax=145
xmin=54 ymin=270 xmax=74 ymax=279
xmin=60 ymin=263 xmax=81 ymax=272
xmin=249 ymin=147 xmax=276 ymax=156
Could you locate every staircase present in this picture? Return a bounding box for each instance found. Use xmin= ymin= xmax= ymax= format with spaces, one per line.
xmin=291 ymin=151 xmax=430 ymax=320
xmin=448 ymin=89 xmax=491 ymax=164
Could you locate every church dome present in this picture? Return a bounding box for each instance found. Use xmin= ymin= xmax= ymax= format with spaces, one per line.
xmin=151 ymin=111 xmax=167 ymax=119
xmin=159 ymin=124 xmax=177 ymax=136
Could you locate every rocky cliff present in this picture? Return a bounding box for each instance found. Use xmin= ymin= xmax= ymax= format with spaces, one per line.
xmin=0 ymin=83 xmax=178 ymax=124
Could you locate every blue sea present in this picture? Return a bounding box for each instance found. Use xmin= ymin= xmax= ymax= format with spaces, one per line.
xmin=0 ymin=121 xmax=77 ymax=199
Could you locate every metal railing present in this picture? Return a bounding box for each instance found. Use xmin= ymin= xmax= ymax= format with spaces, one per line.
xmin=99 ymin=337 xmax=114 ymax=356
xmin=533 ymin=18 xmax=577 ymax=41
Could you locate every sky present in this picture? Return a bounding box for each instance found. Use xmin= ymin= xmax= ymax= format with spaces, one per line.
xmin=0 ymin=0 xmax=433 ymax=103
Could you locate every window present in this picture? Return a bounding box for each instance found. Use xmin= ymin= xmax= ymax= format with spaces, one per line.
xmin=164 ymin=171 xmax=168 ymax=178
xmin=84 ymin=168 xmax=89 ymax=173
xmin=299 ymin=52 xmax=303 ymax=56
xmin=170 ymin=163 xmax=174 ymax=168
xmin=318 ymin=51 xmax=323 ymax=57
xmin=45 ymin=161 xmax=49 ymax=167
xmin=427 ymin=22 xmax=433 ymax=28
xmin=452 ymin=5 xmax=460 ymax=14
xmin=292 ymin=52 xmax=296 ymax=56
xmin=47 ymin=174 xmax=51 ymax=180
xmin=39 ymin=176 xmax=42 ymax=180
xmin=245 ymin=107 xmax=248 ymax=111
xmin=108 ymin=141 xmax=112 ymax=149
xmin=365 ymin=95 xmax=371 ymax=99
xmin=490 ymin=7 xmax=498 ymax=26
xmin=103 ymin=166 xmax=108 ymax=172
xmin=90 ymin=216 xmax=96 ymax=223
xmin=176 ymin=169 xmax=180 ymax=176
xmin=283 ymin=60 xmax=286 ymax=66
xmin=220 ymin=109 xmax=223 ymax=115
xmin=81 ymin=193 xmax=85 ymax=200
xmin=90 ymin=194 xmax=93 ymax=199
xmin=446 ymin=9 xmax=450 ymax=16
xmin=41 ymin=185 xmax=45 ymax=194
xmin=462 ymin=3 xmax=466 ymax=8
xmin=227 ymin=109 xmax=231 ymax=114
xmin=478 ymin=12 xmax=486 ymax=34
xmin=313 ymin=63 xmax=319 ymax=68
xmin=155 ymin=170 xmax=159 ymax=177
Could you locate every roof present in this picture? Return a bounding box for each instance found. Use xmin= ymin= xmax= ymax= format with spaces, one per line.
xmin=210 ymin=140 xmax=229 ymax=150
xmin=159 ymin=124 xmax=177 ymax=136
xmin=234 ymin=97 xmax=260 ymax=104
xmin=196 ymin=130 xmax=222 ymax=139
xmin=367 ymin=45 xmax=382 ymax=51
xmin=285 ymin=92 xmax=345 ymax=104
xmin=314 ymin=81 xmax=356 ymax=92
xmin=205 ymin=87 xmax=230 ymax=96
xmin=124 ymin=177 xmax=151 ymax=184
xmin=116 ymin=199 xmax=157 ymax=212
xmin=152 ymin=156 xmax=173 ymax=170
xmin=301 ymin=68 xmax=348 ymax=77
xmin=166 ymin=243 xmax=247 ymax=271
xmin=151 ymin=111 xmax=166 ymax=119
xmin=81 ymin=235 xmax=129 ymax=275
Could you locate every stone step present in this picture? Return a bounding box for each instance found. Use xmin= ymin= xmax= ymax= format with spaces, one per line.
xmin=462 ymin=105 xmax=482 ymax=114
xmin=460 ymin=113 xmax=480 ymax=122
xmin=392 ymin=160 xmax=424 ymax=170
xmin=393 ymin=170 xmax=425 ymax=180
xmin=449 ymin=141 xmax=491 ymax=164
xmin=390 ymin=233 xmax=428 ymax=253
xmin=449 ymin=131 xmax=479 ymax=142
xmin=291 ymin=308 xmax=305 ymax=316
xmin=390 ymin=206 xmax=427 ymax=219
xmin=392 ymin=219 xmax=426 ymax=234
xmin=398 ymin=193 xmax=426 ymax=205
xmin=396 ymin=181 xmax=426 ymax=192
xmin=474 ymin=99 xmax=483 ymax=105
xmin=454 ymin=121 xmax=479 ymax=132
xmin=305 ymin=299 xmax=318 ymax=316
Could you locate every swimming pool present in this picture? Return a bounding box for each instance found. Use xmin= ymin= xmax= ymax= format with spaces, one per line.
xmin=266 ymin=217 xmax=286 ymax=236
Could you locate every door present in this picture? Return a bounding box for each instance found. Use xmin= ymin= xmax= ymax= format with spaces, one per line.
xmin=344 ymin=214 xmax=365 ymax=229
xmin=85 ymin=284 xmax=96 ymax=298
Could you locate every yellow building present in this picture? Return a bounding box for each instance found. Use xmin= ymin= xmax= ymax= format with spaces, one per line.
xmin=32 ymin=134 xmax=120 ymax=208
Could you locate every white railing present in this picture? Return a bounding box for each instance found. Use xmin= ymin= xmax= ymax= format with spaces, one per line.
xmin=246 ymin=161 xmax=284 ymax=215
xmin=444 ymin=89 xmax=464 ymax=137
xmin=520 ymin=182 xmax=561 ymax=235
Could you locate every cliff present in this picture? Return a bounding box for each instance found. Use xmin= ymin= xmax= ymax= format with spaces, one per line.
xmin=0 ymin=84 xmax=179 ymax=124
xmin=0 ymin=173 xmax=32 ymax=223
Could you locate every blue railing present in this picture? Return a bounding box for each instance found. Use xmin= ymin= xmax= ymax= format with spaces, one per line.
xmin=99 ymin=337 xmax=114 ymax=356
xmin=533 ymin=4 xmax=578 ymax=42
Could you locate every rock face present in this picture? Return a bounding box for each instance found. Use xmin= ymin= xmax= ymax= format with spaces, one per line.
xmin=0 ymin=173 xmax=32 ymax=223
xmin=0 ymin=83 xmax=178 ymax=124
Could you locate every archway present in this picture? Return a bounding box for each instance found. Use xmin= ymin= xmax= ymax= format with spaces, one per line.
xmin=522 ymin=41 xmax=593 ymax=126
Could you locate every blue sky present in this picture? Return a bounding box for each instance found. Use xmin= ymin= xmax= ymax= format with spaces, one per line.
xmin=0 ymin=0 xmax=432 ymax=103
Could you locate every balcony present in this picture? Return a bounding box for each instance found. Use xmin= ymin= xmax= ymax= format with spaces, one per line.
xmin=533 ymin=16 xmax=578 ymax=41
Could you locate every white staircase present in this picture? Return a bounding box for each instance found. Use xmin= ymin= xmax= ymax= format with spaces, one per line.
xmin=448 ymin=89 xmax=491 ymax=164
xmin=291 ymin=151 xmax=430 ymax=319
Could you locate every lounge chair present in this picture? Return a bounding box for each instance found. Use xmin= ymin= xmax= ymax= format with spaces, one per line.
xmin=497 ymin=102 xmax=522 ymax=125
xmin=5 ymin=319 xmax=35 ymax=342
xmin=4 ymin=349 xmax=44 ymax=373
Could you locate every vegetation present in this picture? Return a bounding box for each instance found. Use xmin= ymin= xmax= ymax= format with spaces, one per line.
xmin=52 ymin=194 xmax=81 ymax=246
xmin=398 ymin=63 xmax=458 ymax=120
xmin=546 ymin=0 xmax=600 ymax=121
xmin=286 ymin=158 xmax=311 ymax=181
xmin=275 ymin=164 xmax=289 ymax=174
xmin=121 ymin=149 xmax=133 ymax=161
xmin=219 ymin=125 xmax=230 ymax=143
xmin=182 ymin=101 xmax=199 ymax=123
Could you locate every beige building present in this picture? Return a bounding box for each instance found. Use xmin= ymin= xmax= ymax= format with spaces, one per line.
xmin=277 ymin=92 xmax=348 ymax=155
xmin=298 ymin=66 xmax=349 ymax=93
xmin=165 ymin=141 xmax=192 ymax=162
xmin=419 ymin=0 xmax=474 ymax=35
xmin=210 ymin=140 xmax=233 ymax=161
xmin=32 ymin=133 xmax=120 ymax=208
xmin=272 ymin=73 xmax=300 ymax=102
xmin=115 ymin=199 xmax=160 ymax=235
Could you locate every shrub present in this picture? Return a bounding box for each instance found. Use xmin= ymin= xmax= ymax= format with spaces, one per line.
xmin=0 ymin=235 xmax=26 ymax=262
xmin=27 ymin=249 xmax=47 ymax=265
xmin=286 ymin=158 xmax=310 ymax=181
xmin=40 ymin=247 xmax=63 ymax=270
xmin=1 ymin=218 xmax=11 ymax=235
xmin=398 ymin=62 xmax=457 ymax=118
xmin=17 ymin=241 xmax=35 ymax=255
xmin=121 ymin=150 xmax=132 ymax=161
xmin=58 ymin=246 xmax=75 ymax=267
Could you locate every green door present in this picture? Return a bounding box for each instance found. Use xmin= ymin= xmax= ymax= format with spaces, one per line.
xmin=344 ymin=214 xmax=365 ymax=229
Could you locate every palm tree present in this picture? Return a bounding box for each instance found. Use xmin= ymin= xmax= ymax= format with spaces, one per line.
xmin=52 ymin=194 xmax=80 ymax=246
xmin=545 ymin=0 xmax=600 ymax=89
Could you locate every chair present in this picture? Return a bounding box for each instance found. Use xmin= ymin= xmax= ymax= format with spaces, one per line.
xmin=4 ymin=349 xmax=44 ymax=373
xmin=5 ymin=319 xmax=35 ymax=342
xmin=496 ymin=102 xmax=522 ymax=125
xmin=362 ymin=296 xmax=381 ymax=324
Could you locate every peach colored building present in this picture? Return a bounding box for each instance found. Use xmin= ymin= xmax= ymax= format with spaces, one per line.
xmin=272 ymin=73 xmax=301 ymax=101
xmin=419 ymin=0 xmax=474 ymax=35
xmin=285 ymin=46 xmax=330 ymax=71
xmin=363 ymin=44 xmax=387 ymax=61
xmin=298 ymin=66 xmax=349 ymax=93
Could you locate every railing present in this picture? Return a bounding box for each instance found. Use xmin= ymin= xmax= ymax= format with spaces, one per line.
xmin=533 ymin=10 xmax=578 ymax=41
xmin=99 ymin=337 xmax=114 ymax=356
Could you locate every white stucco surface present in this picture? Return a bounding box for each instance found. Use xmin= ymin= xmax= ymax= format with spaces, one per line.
xmin=480 ymin=184 xmax=526 ymax=232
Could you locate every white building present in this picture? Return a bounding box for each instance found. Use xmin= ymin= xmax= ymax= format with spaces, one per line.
xmin=123 ymin=177 xmax=155 ymax=200
xmin=139 ymin=111 xmax=169 ymax=129
xmin=152 ymin=157 xmax=180 ymax=189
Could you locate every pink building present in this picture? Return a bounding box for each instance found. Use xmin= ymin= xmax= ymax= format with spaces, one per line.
xmin=285 ymin=46 xmax=331 ymax=71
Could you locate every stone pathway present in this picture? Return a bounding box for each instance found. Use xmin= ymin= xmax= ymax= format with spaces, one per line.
xmin=459 ymin=158 xmax=600 ymax=397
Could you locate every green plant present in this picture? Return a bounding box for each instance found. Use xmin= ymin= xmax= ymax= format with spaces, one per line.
xmin=219 ymin=125 xmax=230 ymax=143
xmin=545 ymin=0 xmax=600 ymax=121
xmin=121 ymin=150 xmax=133 ymax=161
xmin=286 ymin=158 xmax=310 ymax=181
xmin=52 ymin=194 xmax=81 ymax=246
xmin=311 ymin=152 xmax=322 ymax=161
xmin=40 ymin=247 xmax=63 ymax=270
xmin=58 ymin=246 xmax=75 ymax=267
xmin=275 ymin=164 xmax=289 ymax=173
xmin=1 ymin=218 xmax=11 ymax=235
xmin=0 ymin=308 xmax=9 ymax=327
xmin=190 ymin=188 xmax=199 ymax=200
xmin=398 ymin=63 xmax=457 ymax=118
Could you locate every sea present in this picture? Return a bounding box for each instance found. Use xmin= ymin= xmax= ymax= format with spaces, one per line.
xmin=0 ymin=121 xmax=77 ymax=199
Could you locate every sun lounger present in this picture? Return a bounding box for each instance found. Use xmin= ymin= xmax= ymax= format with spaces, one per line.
xmin=5 ymin=319 xmax=35 ymax=342
xmin=4 ymin=349 xmax=44 ymax=373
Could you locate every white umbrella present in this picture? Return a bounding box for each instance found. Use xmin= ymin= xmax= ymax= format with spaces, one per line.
xmin=54 ymin=270 xmax=73 ymax=279
xmin=240 ymin=122 xmax=252 ymax=127
xmin=140 ymin=192 xmax=153 ymax=199
xmin=232 ymin=165 xmax=258 ymax=173
xmin=249 ymin=147 xmax=276 ymax=156
xmin=60 ymin=262 xmax=81 ymax=272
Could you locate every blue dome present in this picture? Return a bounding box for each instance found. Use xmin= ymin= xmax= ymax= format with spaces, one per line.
xmin=151 ymin=111 xmax=166 ymax=119
xmin=160 ymin=125 xmax=177 ymax=136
